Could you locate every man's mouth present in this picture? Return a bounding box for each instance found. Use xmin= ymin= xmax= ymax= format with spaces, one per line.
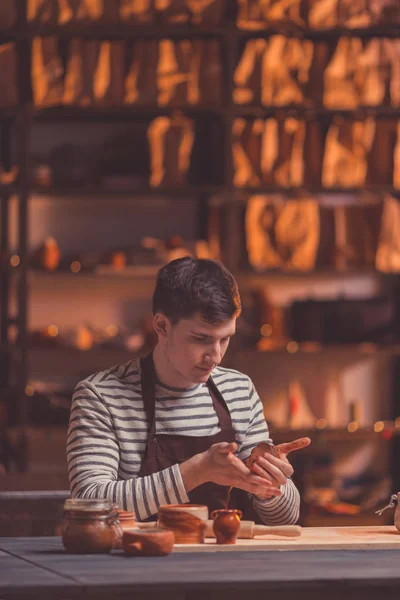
xmin=196 ymin=366 xmax=214 ymax=372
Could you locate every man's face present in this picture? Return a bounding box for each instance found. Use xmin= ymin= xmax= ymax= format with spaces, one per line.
xmin=155 ymin=312 xmax=236 ymax=387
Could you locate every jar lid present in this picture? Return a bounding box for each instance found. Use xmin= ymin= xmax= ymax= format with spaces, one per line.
xmin=63 ymin=498 xmax=113 ymax=512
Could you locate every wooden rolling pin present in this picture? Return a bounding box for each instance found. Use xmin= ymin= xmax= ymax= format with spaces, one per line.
xmin=137 ymin=520 xmax=301 ymax=538
xmin=205 ymin=520 xmax=301 ymax=539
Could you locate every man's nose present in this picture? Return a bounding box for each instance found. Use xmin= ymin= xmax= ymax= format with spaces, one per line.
xmin=208 ymin=344 xmax=222 ymax=364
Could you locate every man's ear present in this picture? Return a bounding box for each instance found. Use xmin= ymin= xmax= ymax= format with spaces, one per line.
xmin=153 ymin=313 xmax=170 ymax=338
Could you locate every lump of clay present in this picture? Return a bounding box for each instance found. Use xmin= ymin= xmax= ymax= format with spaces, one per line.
xmin=245 ymin=441 xmax=279 ymax=471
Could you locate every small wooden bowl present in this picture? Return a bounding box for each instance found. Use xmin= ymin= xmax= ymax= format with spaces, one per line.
xmin=122 ymin=528 xmax=174 ymax=557
xmin=157 ymin=504 xmax=208 ymax=544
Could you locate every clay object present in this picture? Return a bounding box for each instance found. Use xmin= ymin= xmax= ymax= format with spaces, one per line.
xmin=245 ymin=441 xmax=279 ymax=472
xmin=211 ymin=509 xmax=243 ymax=545
xmin=157 ymin=504 xmax=208 ymax=544
xmin=62 ymin=498 xmax=117 ymax=554
xmin=205 ymin=519 xmax=302 ymax=538
xmin=122 ymin=528 xmax=174 ymax=557
xmin=113 ymin=509 xmax=136 ymax=549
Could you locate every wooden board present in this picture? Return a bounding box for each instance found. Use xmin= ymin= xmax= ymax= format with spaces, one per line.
xmin=173 ymin=525 xmax=400 ymax=552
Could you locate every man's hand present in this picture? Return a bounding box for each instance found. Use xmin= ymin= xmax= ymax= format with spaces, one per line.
xmin=180 ymin=442 xmax=282 ymax=499
xmin=248 ymin=437 xmax=311 ymax=498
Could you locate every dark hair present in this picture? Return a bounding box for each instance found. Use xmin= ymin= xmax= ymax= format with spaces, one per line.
xmin=152 ymin=257 xmax=241 ymax=324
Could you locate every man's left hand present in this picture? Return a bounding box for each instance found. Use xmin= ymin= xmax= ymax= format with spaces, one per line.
xmin=249 ymin=437 xmax=311 ymax=494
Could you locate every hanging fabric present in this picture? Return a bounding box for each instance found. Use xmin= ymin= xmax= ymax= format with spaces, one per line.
xmin=58 ymin=0 xmax=120 ymax=23
xmin=0 ymin=1 xmax=17 ymax=29
xmin=119 ymin=0 xmax=156 ymax=23
xmin=308 ymin=0 xmax=371 ymax=29
xmin=324 ymin=38 xmax=400 ymax=108
xmin=147 ymin=116 xmax=195 ymax=187
xmin=31 ymin=37 xmax=64 ymax=108
xmin=28 ymin=0 xmax=58 ymax=23
xmin=0 ymin=44 xmax=18 ymax=107
xmin=376 ymin=195 xmax=400 ymax=272
xmin=237 ymin=0 xmax=305 ymax=29
xmin=245 ymin=194 xmax=320 ymax=271
xmin=64 ymin=40 xmax=125 ymax=106
xmin=125 ymin=39 xmax=221 ymax=106
xmin=322 ymin=118 xmax=376 ymax=187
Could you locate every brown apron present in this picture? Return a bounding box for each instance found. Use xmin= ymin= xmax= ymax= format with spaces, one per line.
xmin=138 ymin=352 xmax=261 ymax=523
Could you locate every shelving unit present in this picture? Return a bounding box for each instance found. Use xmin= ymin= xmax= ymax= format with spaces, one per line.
xmin=1 ymin=1 xmax=400 ymax=522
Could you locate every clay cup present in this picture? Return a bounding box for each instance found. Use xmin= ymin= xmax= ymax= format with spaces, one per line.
xmin=122 ymin=528 xmax=174 ymax=557
xmin=157 ymin=504 xmax=208 ymax=544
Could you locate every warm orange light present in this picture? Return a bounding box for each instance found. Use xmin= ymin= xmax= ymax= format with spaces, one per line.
xmin=47 ymin=324 xmax=59 ymax=337
xmin=25 ymin=385 xmax=34 ymax=396
xmin=395 ymin=417 xmax=400 ymax=428
xmin=347 ymin=421 xmax=359 ymax=433
xmin=316 ymin=418 xmax=328 ymax=429
xmin=287 ymin=341 xmax=299 ymax=354
xmin=374 ymin=421 xmax=385 ymax=433
xmin=70 ymin=261 xmax=81 ymax=273
xmin=260 ymin=324 xmax=272 ymax=337
xmin=105 ymin=324 xmax=118 ymax=337
xmin=10 ymin=255 xmax=20 ymax=267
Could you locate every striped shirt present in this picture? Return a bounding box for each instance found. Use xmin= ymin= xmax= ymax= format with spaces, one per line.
xmin=67 ymin=358 xmax=300 ymax=524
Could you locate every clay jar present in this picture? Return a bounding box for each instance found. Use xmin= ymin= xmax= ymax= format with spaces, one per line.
xmin=245 ymin=441 xmax=279 ymax=472
xmin=113 ymin=509 xmax=137 ymax=549
xmin=122 ymin=528 xmax=175 ymax=557
xmin=211 ymin=509 xmax=243 ymax=545
xmin=157 ymin=504 xmax=208 ymax=544
xmin=62 ymin=498 xmax=118 ymax=554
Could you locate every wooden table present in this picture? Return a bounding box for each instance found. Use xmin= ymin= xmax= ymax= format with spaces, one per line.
xmin=1 ymin=528 xmax=400 ymax=600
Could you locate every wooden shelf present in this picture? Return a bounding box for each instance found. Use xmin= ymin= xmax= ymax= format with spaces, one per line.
xmin=270 ymin=426 xmax=399 ymax=442
xmin=236 ymin=268 xmax=385 ymax=283
xmin=31 ymin=185 xmax=221 ymax=198
xmin=238 ymin=24 xmax=400 ymax=39
xmin=32 ymin=104 xmax=224 ymax=120
xmin=231 ymin=186 xmax=400 ymax=197
xmin=28 ymin=265 xmax=159 ymax=280
xmin=28 ymin=347 xmax=136 ymax=380
xmin=252 ymin=340 xmax=400 ymax=356
xmin=3 ymin=23 xmax=400 ymax=40
xmin=25 ymin=24 xmax=227 ymax=39
xmin=233 ymin=106 xmax=400 ymax=118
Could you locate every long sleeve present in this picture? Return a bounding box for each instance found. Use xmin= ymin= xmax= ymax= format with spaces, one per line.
xmin=67 ymin=381 xmax=189 ymax=520
xmin=238 ymin=379 xmax=301 ymax=525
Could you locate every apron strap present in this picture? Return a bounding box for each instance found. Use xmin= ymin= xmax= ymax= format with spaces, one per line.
xmin=207 ymin=376 xmax=234 ymax=431
xmin=140 ymin=352 xmax=157 ymax=437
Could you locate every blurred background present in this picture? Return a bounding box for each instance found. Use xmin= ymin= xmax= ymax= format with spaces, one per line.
xmin=2 ymin=0 xmax=400 ymax=532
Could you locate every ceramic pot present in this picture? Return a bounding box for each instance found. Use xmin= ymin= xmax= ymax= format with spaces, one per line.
xmin=113 ymin=509 xmax=137 ymax=549
xmin=211 ymin=509 xmax=243 ymax=545
xmin=122 ymin=528 xmax=175 ymax=557
xmin=157 ymin=504 xmax=208 ymax=544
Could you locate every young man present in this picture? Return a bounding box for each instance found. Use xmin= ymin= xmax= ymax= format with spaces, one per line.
xmin=67 ymin=257 xmax=310 ymax=524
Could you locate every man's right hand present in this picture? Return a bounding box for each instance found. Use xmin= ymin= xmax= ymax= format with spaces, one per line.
xmin=180 ymin=442 xmax=281 ymax=498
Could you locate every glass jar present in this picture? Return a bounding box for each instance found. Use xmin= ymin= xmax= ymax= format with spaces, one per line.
xmin=62 ymin=498 xmax=117 ymax=554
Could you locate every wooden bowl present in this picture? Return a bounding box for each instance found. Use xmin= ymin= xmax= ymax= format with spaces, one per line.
xmin=122 ymin=528 xmax=174 ymax=557
xmin=157 ymin=504 xmax=208 ymax=544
